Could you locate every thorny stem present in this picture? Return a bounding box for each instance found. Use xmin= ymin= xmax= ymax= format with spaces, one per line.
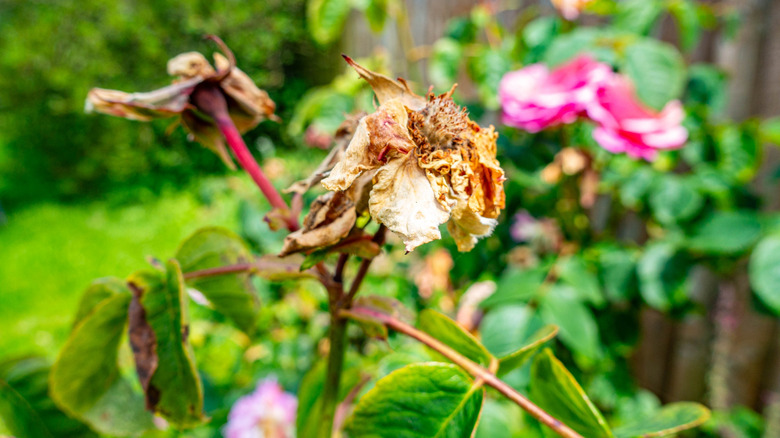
xmin=340 ymin=307 xmax=585 ymax=438
xmin=192 ymin=85 xmax=299 ymax=232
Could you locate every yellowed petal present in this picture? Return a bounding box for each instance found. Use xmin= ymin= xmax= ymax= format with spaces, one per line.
xmin=369 ymin=153 xmax=450 ymax=252
xmin=446 ymin=201 xmax=497 ymax=252
xmin=343 ymin=55 xmax=426 ymax=111
xmin=85 ymin=78 xmax=200 ymax=121
xmin=322 ymin=100 xmax=414 ymax=192
xmin=167 ymin=52 xmax=216 ymax=78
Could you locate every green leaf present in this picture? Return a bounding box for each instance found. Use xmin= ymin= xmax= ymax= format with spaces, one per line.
xmin=418 ymin=309 xmax=493 ymax=367
xmin=71 ymin=277 xmax=129 ymax=327
xmin=50 ymin=279 xmax=154 ymax=436
xmin=760 ymin=117 xmax=780 ymax=145
xmin=364 ymin=0 xmax=388 ymax=33
xmin=467 ymin=46 xmax=511 ymax=109
xmin=749 ymin=236 xmax=780 ymax=314
xmin=613 ymin=402 xmax=710 ymax=438
xmin=50 ymin=284 xmax=131 ymax=414
xmin=544 ymin=28 xmax=600 ymax=67
xmin=715 ymin=124 xmax=759 ymax=184
xmin=649 ymin=176 xmax=703 ymax=225
xmin=522 ymin=16 xmax=560 ymax=50
xmin=480 ymin=304 xmax=536 ymax=358
xmin=598 ymin=245 xmax=638 ymax=302
xmin=429 ymin=38 xmax=463 ymax=90
xmin=1 ymin=358 xmax=95 ymax=438
xmin=307 ymin=0 xmax=352 ymax=45
xmin=479 ymin=266 xmax=547 ymax=309
xmin=618 ymin=166 xmax=656 ymax=209
xmin=127 ymin=261 xmax=204 ymax=427
xmin=558 ymin=255 xmax=605 ymax=306
xmin=346 ymin=363 xmax=484 ymax=438
xmin=686 ymin=211 xmax=762 ymax=255
xmin=175 ymin=227 xmax=258 ymax=334
xmin=474 ymin=399 xmax=526 ymax=437
xmin=622 ymin=39 xmax=686 ymax=110
xmin=614 ymin=0 xmax=664 ymax=35
xmin=667 ymin=0 xmax=702 ymax=51
xmin=637 ymin=243 xmax=690 ymax=311
xmin=530 ymin=349 xmax=613 ymax=438
xmin=538 ymin=285 xmax=601 ymax=361
xmin=349 ymin=296 xmax=415 ymax=340
xmin=497 ymin=325 xmax=558 ymax=377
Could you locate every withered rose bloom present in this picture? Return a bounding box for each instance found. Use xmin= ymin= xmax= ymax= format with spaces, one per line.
xmin=321 ymin=57 xmax=505 ymax=253
xmin=85 ymin=37 xmax=277 ymax=169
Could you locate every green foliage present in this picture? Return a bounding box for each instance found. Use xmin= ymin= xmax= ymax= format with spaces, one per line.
xmin=748 ymin=236 xmax=780 ymax=314
xmin=622 ymin=39 xmax=687 ymax=110
xmin=175 ymin=227 xmax=259 ymax=334
xmin=613 ymin=402 xmax=711 ymax=438
xmin=531 ymin=349 xmax=613 ymax=437
xmin=418 ymin=309 xmax=493 ymax=367
xmin=0 ymin=0 xmax=312 ymax=206
xmin=345 ymin=363 xmax=484 ymax=438
xmin=127 ymin=261 xmax=204 ymax=427
xmin=0 ymin=357 xmax=95 ymax=438
xmin=50 ymin=278 xmax=153 ymax=436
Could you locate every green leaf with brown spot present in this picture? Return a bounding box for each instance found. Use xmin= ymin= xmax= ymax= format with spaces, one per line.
xmin=127 ymin=260 xmax=204 ymax=428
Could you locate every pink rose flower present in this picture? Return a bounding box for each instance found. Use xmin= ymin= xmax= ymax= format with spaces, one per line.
xmin=586 ymin=75 xmax=688 ymax=161
xmin=224 ymin=378 xmax=297 ymax=438
xmin=499 ymin=55 xmax=612 ymax=133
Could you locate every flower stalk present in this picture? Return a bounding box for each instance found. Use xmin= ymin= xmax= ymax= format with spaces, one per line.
xmin=192 ymin=85 xmax=299 ymax=232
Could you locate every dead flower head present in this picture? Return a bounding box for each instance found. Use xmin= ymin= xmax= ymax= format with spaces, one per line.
xmin=320 ymin=56 xmax=505 ymax=253
xmin=85 ymin=36 xmax=278 ymax=169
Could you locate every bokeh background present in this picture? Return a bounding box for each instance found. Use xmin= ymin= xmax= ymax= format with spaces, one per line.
xmin=2 ymin=0 xmax=780 ymax=436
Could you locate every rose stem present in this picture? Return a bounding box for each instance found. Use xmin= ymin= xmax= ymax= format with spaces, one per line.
xmin=193 ymin=84 xmax=299 ymax=232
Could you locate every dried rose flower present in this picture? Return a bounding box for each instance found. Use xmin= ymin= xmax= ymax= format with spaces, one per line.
xmin=223 ymin=378 xmax=297 ymax=438
xmin=321 ymin=57 xmax=506 ymax=252
xmin=85 ymin=36 xmax=278 ymax=169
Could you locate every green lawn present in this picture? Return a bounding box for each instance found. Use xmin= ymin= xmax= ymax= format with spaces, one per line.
xmin=0 ymin=183 xmax=245 ymax=358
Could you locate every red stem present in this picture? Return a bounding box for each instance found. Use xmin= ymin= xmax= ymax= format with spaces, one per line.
xmin=193 ymin=85 xmax=299 ymax=232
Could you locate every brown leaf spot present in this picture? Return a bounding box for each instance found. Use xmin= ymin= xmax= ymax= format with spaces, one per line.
xmin=127 ymin=281 xmax=160 ymax=411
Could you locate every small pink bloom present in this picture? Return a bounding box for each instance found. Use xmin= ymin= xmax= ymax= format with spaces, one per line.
xmin=499 ymin=55 xmax=612 ymax=133
xmin=586 ymin=75 xmax=688 ymax=161
xmin=224 ymin=378 xmax=297 ymax=438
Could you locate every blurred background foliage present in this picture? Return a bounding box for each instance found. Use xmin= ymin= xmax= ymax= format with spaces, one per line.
xmin=3 ymin=0 xmax=780 ymax=437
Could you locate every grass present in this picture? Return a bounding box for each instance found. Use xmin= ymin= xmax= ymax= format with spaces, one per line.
xmin=0 ymin=181 xmax=246 ymax=359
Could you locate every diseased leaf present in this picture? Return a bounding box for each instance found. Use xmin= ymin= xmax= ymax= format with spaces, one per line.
xmin=531 ymin=349 xmax=613 ymax=437
xmin=418 ymin=309 xmax=494 ymax=367
xmin=254 ymin=254 xmax=319 ymax=281
xmin=613 ymin=402 xmax=710 ymax=438
xmin=126 ymin=261 xmax=204 ymax=427
xmin=345 ymin=363 xmax=484 ymax=437
xmin=175 ymin=227 xmax=258 ymax=334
